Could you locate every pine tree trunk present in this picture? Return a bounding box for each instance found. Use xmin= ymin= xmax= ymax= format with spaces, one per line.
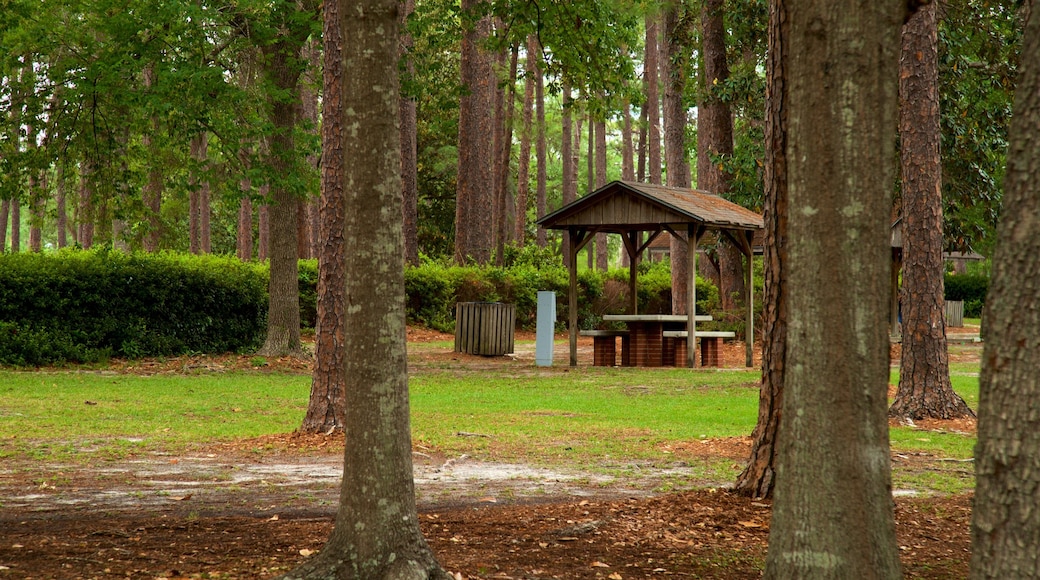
xmin=621 ymin=100 xmax=634 ymax=268
xmin=300 ymin=0 xmax=347 ymax=435
xmin=663 ymin=2 xmax=691 ymax=313
xmin=10 ymin=199 xmax=20 ymax=253
xmin=763 ymin=2 xmax=904 ymax=577
xmin=276 ymin=2 xmax=449 ymax=576
xmin=514 ymin=35 xmax=536 ymax=245
xmin=534 ymin=51 xmax=547 ymax=248
xmin=258 ymin=200 xmax=270 ymax=261
xmin=400 ymin=0 xmax=419 ymax=267
xmin=56 ymin=165 xmax=67 ymax=249
xmin=454 ymin=0 xmax=494 ymax=264
xmin=0 ymin=200 xmax=8 ymax=252
xmin=698 ymin=0 xmax=744 ymax=312
xmin=560 ymin=81 xmax=574 ymax=261
xmin=586 ymin=113 xmax=595 ymax=270
xmin=595 ymin=116 xmax=608 ymax=271
xmin=238 ymin=195 xmax=253 ymax=261
xmin=890 ymin=2 xmax=973 ymax=421
xmin=645 ymin=14 xmax=662 ymax=185
xmin=189 ymin=133 xmax=206 ymax=255
xmin=258 ymin=28 xmax=305 ymax=357
xmin=970 ymin=6 xmax=1040 ymax=575
xmin=735 ymin=0 xmax=788 ymax=500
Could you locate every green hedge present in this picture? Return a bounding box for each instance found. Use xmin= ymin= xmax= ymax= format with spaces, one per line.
xmin=945 ymin=273 xmax=988 ymax=318
xmin=0 ymin=250 xmax=267 ymax=365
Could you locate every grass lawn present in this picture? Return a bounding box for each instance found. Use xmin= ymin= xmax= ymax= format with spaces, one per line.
xmin=0 ymin=340 xmax=981 ymax=494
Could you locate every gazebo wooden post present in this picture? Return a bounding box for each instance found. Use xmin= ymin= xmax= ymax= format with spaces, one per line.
xmin=626 ymin=231 xmax=639 ymax=315
xmin=568 ymin=228 xmax=580 ymax=367
xmin=686 ymin=224 xmax=700 ymax=368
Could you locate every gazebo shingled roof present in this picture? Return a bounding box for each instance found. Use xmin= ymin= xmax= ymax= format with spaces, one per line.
xmin=537 ymin=180 xmax=764 ymax=368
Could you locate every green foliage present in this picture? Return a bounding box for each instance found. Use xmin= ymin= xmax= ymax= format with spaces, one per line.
xmin=0 ymin=250 xmax=267 ymax=365
xmin=297 ymin=259 xmax=318 ymax=330
xmin=944 ymin=273 xmax=989 ymax=317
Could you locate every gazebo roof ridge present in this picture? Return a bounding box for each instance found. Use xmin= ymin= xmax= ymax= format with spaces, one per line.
xmin=536 ymin=180 xmax=763 ymax=233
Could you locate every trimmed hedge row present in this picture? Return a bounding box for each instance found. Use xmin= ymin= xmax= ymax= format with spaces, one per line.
xmin=0 ymin=250 xmax=725 ymax=365
xmin=0 ymin=250 xmax=267 ymax=365
xmin=944 ymin=273 xmax=988 ymax=318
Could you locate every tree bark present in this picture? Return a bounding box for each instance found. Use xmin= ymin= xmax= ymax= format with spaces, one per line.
xmin=595 ymin=114 xmax=608 ymax=271
xmin=258 ymin=24 xmax=306 ymax=357
xmin=56 ymin=165 xmax=68 ymax=249
xmin=890 ymin=1 xmax=973 ymax=421
xmin=300 ymin=0 xmax=347 ymax=435
xmin=734 ymin=0 xmax=788 ymax=501
xmin=970 ymin=5 xmax=1040 ymax=576
xmin=493 ymin=41 xmax=518 ymax=265
xmin=534 ymin=48 xmax=547 ymax=248
xmin=763 ymin=1 xmax=905 ymax=578
xmin=454 ymin=0 xmax=494 ymax=264
xmin=698 ymin=0 xmax=745 ymax=312
xmin=238 ymin=196 xmax=253 ymax=261
xmin=400 ymin=0 xmax=419 ymax=266
xmin=258 ymin=200 xmax=270 ymax=261
xmin=189 ymin=132 xmax=208 ymax=255
xmin=560 ymin=80 xmax=574 ymax=261
xmin=514 ymin=35 xmax=536 ymax=245
xmin=663 ymin=1 xmax=691 ymax=313
xmin=0 ymin=200 xmax=8 ymax=252
xmin=645 ymin=14 xmax=662 ymax=186
xmin=276 ymin=1 xmax=449 ymax=576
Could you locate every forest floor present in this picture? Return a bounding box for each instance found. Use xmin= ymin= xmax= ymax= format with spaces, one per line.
xmin=0 ymin=327 xmax=980 ymax=579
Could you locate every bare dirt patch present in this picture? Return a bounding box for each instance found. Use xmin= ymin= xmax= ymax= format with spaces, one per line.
xmin=0 ymin=328 xmax=981 ymax=579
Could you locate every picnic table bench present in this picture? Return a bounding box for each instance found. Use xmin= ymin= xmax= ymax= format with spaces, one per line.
xmin=662 ymin=330 xmax=736 ymax=367
xmin=580 ymin=329 xmax=630 ymax=367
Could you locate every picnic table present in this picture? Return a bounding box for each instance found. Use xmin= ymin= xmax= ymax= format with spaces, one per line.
xmin=596 ymin=314 xmax=714 ymax=367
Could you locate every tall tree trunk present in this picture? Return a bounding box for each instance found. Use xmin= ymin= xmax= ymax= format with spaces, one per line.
xmin=0 ymin=200 xmax=8 ymax=252
xmin=699 ymin=0 xmax=744 ymax=312
xmin=493 ymin=41 xmax=518 ymax=265
xmin=276 ymin=1 xmax=449 ymax=576
xmin=258 ymin=30 xmax=306 ymax=357
xmin=454 ymin=0 xmax=494 ymax=264
xmin=258 ymin=200 xmax=270 ymax=261
xmin=586 ymin=112 xmax=594 ymax=270
xmin=637 ymin=99 xmax=648 ymax=183
xmin=595 ymin=114 xmax=609 ymax=271
xmin=970 ymin=5 xmax=1040 ymax=575
xmin=400 ymin=0 xmax=419 ymax=266
xmin=238 ymin=196 xmax=253 ymax=261
xmin=734 ymin=0 xmax=788 ymax=501
xmin=189 ymin=132 xmax=207 ymax=255
xmin=10 ymin=199 xmax=20 ymax=253
xmin=514 ymin=35 xmax=536 ymax=245
xmin=621 ymin=99 xmax=635 ymax=268
xmin=534 ymin=49 xmax=547 ymax=248
xmin=663 ymin=1 xmax=691 ymax=314
xmin=297 ymin=198 xmax=311 ymax=259
xmin=298 ymin=39 xmax=321 ymax=262
xmin=56 ymin=165 xmax=67 ymax=249
xmin=78 ymin=161 xmax=94 ymax=250
xmin=890 ymin=1 xmax=973 ymax=421
xmin=560 ymin=80 xmax=574 ymax=261
xmin=645 ymin=14 xmax=662 ymax=185
xmin=763 ymin=1 xmax=904 ymax=578
xmin=300 ymin=0 xmax=347 ymax=435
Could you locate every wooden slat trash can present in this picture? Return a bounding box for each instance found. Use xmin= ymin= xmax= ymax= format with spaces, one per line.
xmin=945 ymin=300 xmax=964 ymax=328
xmin=454 ymin=302 xmax=516 ymax=356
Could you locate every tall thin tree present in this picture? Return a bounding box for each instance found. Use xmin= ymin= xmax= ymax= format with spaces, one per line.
xmin=763 ymin=1 xmax=906 ymax=577
xmin=276 ymin=1 xmax=449 ymax=576
xmin=734 ymin=0 xmax=788 ymax=500
xmin=890 ymin=0 xmax=973 ymax=421
xmin=970 ymin=3 xmax=1040 ymax=575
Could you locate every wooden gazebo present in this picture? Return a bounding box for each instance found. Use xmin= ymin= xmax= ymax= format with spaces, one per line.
xmin=537 ymin=180 xmax=764 ymax=368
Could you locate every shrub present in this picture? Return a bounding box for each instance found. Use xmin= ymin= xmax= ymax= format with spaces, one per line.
xmin=0 ymin=250 xmax=267 ymax=365
xmin=944 ymin=273 xmax=988 ymax=317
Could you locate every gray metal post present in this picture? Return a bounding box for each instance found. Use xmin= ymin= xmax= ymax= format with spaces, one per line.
xmin=535 ymin=291 xmax=556 ymax=366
